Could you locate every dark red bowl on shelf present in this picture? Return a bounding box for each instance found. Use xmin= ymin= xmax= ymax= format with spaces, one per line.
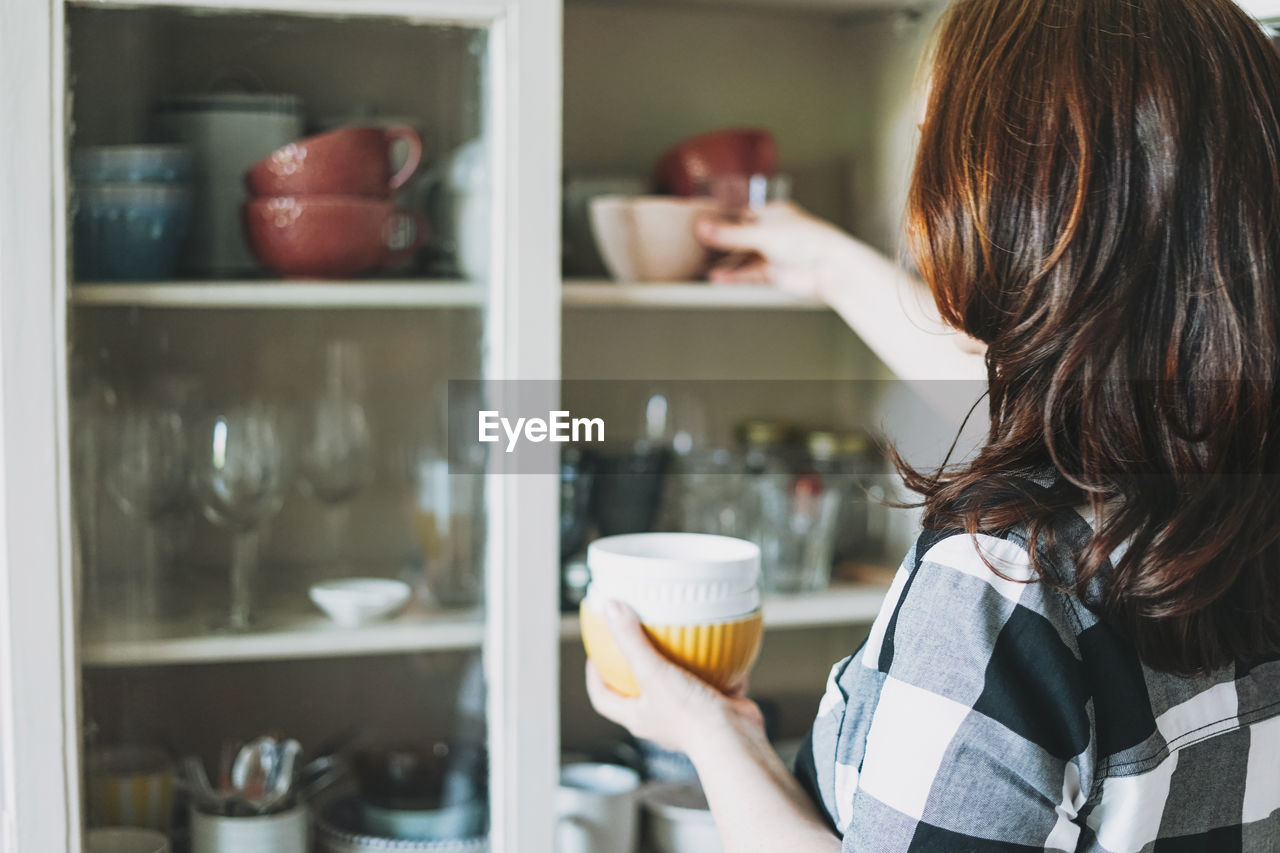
xmin=243 ymin=195 xmax=426 ymax=279
xmin=244 ymin=125 xmax=423 ymax=198
xmin=654 ymin=128 xmax=779 ymax=197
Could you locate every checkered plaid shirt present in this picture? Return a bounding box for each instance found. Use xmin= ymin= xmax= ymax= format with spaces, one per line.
xmin=796 ymin=509 xmax=1280 ymax=851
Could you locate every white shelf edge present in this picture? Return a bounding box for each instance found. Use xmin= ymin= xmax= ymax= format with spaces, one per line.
xmin=83 ymin=582 xmax=887 ymax=666
xmin=65 ymin=0 xmax=505 ymax=25
xmin=71 ymin=280 xmax=486 ymax=309
xmin=81 ymin=605 xmax=485 ymax=667
xmin=557 ymin=582 xmax=888 ymax=640
xmin=561 ymin=280 xmax=828 ymax=311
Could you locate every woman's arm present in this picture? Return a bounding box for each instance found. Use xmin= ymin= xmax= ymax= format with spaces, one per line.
xmin=697 ymin=204 xmax=987 ymax=382
xmin=586 ymin=601 xmax=840 ymax=853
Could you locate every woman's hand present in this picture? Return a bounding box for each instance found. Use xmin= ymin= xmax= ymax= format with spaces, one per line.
xmin=700 ymin=202 xmax=989 ymax=378
xmin=585 ymin=599 xmax=842 ymax=853
xmin=585 ymin=599 xmax=764 ymax=758
xmin=695 ymin=201 xmax=854 ymax=300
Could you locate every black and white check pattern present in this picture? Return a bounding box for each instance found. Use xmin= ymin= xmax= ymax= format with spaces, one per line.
xmin=796 ymin=510 xmax=1280 ymax=852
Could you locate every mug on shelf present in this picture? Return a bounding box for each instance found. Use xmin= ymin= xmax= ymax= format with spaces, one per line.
xmin=242 ymin=196 xmax=426 ymax=279
xmin=245 ymin=125 xmax=424 ymax=198
xmin=556 ymin=762 xmax=642 ymax=853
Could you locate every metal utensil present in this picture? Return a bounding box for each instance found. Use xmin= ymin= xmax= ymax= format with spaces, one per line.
xmin=259 ymin=739 xmax=301 ymax=813
xmin=182 ymin=756 xmax=224 ymax=815
xmin=218 ymin=739 xmax=238 ymax=793
xmin=295 ymin=755 xmax=348 ymax=803
xmin=231 ymin=736 xmax=278 ymax=811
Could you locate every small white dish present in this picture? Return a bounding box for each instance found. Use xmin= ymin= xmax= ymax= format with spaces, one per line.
xmin=309 ymin=578 xmax=412 ymax=627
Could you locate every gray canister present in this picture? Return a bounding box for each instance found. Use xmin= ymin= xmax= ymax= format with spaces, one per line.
xmin=153 ymin=92 xmax=303 ymax=276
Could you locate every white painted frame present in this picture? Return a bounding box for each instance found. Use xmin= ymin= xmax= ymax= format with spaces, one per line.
xmin=0 ymin=0 xmax=562 ymax=849
xmin=0 ymin=0 xmax=79 ymax=849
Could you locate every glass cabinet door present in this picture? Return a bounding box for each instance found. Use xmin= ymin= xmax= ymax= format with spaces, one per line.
xmin=58 ymin=2 xmax=559 ymax=850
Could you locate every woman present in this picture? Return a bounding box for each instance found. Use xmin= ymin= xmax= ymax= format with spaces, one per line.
xmin=587 ymin=0 xmax=1280 ymax=850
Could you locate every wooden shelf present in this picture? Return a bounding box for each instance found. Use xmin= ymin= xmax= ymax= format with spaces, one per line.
xmin=558 ymin=582 xmax=888 ymax=640
xmin=561 ymin=281 xmax=827 ymax=311
xmin=81 ymin=600 xmax=485 ymax=668
xmin=71 ymin=280 xmax=486 ymax=309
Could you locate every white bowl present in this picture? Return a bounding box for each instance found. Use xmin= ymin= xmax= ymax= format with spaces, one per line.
xmin=588 ymin=196 xmax=718 ymax=282
xmin=588 ymin=533 xmax=760 ymax=590
xmin=309 ymin=578 xmax=412 ymax=627
xmin=87 ymin=828 xmax=170 ymax=853
xmin=588 ymin=196 xmax=644 ymax=281
xmin=587 ymin=572 xmax=757 ymax=607
xmin=583 ymin=584 xmax=760 ymax=625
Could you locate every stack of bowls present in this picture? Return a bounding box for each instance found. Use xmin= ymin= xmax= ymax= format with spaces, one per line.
xmin=72 ymin=145 xmax=193 ymax=282
xmin=580 ymin=533 xmax=764 ymax=697
xmin=313 ymin=796 xmax=488 ymax=853
xmin=242 ymin=126 xmax=426 ymax=279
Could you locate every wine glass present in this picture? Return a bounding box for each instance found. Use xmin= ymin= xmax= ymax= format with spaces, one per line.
xmin=190 ymin=404 xmax=286 ymax=631
xmin=102 ymin=404 xmax=188 ymax=623
xmin=298 ymin=341 xmax=374 ymax=579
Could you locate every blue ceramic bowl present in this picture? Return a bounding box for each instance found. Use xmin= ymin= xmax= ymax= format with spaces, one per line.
xmin=72 ymin=146 xmax=193 ymax=184
xmin=73 ymin=183 xmax=191 ymax=282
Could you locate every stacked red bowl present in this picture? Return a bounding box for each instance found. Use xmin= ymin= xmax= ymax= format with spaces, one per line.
xmin=653 ymin=128 xmax=778 ymax=197
xmin=242 ymin=126 xmax=426 ymax=279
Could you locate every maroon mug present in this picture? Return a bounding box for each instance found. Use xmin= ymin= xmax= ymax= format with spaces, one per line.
xmin=245 ymin=126 xmax=424 ymax=198
xmin=243 ymin=196 xmax=427 ymax=279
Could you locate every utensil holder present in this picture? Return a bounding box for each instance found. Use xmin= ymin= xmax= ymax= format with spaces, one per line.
xmin=190 ymin=803 xmax=307 ymax=853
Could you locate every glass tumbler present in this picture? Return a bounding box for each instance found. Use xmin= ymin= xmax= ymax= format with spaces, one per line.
xmin=753 ymin=472 xmax=841 ymax=594
xmin=407 ymin=454 xmax=486 ymax=608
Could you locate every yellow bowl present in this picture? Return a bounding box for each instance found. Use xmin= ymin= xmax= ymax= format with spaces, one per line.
xmin=581 ymin=603 xmax=764 ymax=697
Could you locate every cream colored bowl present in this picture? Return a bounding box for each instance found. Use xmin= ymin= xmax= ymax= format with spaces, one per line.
xmin=588 ymin=196 xmax=719 ymax=283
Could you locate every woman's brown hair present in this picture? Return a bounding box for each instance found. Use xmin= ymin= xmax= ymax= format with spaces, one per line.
xmin=903 ymin=0 xmax=1280 ymax=674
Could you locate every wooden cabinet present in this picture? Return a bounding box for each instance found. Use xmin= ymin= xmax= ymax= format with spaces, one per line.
xmin=0 ymin=0 xmax=987 ymax=849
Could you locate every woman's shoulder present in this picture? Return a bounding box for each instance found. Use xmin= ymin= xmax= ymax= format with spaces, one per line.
xmin=891 ymin=513 xmax=1099 ymax=655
